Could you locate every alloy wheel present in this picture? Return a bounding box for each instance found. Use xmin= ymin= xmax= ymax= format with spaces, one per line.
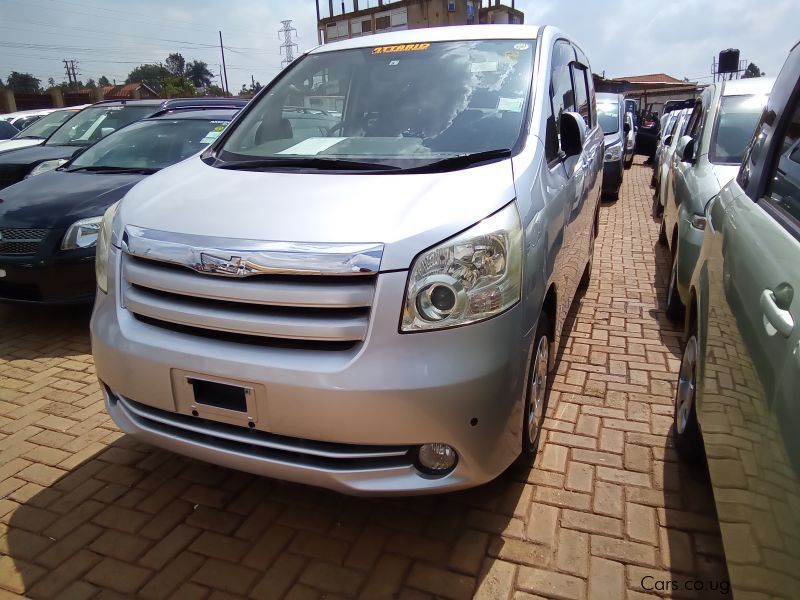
xmin=528 ymin=335 xmax=550 ymax=445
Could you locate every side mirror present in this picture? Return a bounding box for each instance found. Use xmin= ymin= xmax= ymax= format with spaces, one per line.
xmin=100 ymin=127 xmax=116 ymax=138
xmin=623 ymin=122 xmax=631 ymax=134
xmin=560 ymin=111 xmax=586 ymax=158
xmin=663 ymin=134 xmax=673 ymax=147
xmin=676 ymin=135 xmax=695 ymax=163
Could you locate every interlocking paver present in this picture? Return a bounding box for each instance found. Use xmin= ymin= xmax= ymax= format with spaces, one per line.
xmin=0 ymin=160 xmax=729 ymax=598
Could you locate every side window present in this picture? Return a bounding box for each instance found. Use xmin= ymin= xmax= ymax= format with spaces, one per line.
xmin=546 ymin=40 xmax=576 ymax=162
xmin=571 ymin=64 xmax=591 ymax=128
xmin=765 ymin=99 xmax=800 ymax=223
xmin=586 ymin=67 xmax=596 ymax=128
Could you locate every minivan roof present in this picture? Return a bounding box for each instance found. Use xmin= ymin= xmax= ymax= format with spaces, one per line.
xmin=149 ymin=109 xmax=239 ymax=121
xmin=309 ymin=24 xmax=541 ymax=54
xmin=721 ymin=77 xmax=776 ymax=96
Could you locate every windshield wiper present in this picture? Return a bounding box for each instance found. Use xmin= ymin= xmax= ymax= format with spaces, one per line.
xmin=404 ymin=148 xmax=513 ymax=173
xmin=15 ymin=135 xmax=44 ymax=140
xmin=66 ymin=166 xmax=158 ymax=174
xmin=214 ymin=157 xmax=399 ymax=172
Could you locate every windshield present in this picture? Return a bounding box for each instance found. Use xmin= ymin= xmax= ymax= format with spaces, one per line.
xmin=70 ymin=117 xmax=231 ymax=171
xmin=597 ymin=102 xmax=620 ymax=134
xmin=217 ymin=39 xmax=535 ymax=169
xmin=12 ymin=110 xmax=77 ymax=139
xmin=709 ymin=94 xmax=769 ymax=164
xmin=46 ymin=105 xmax=155 ymax=147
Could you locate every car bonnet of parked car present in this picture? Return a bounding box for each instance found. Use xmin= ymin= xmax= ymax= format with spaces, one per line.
xmin=0 ymin=109 xmax=238 ymax=230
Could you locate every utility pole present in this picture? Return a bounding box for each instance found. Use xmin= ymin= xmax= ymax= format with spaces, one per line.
xmin=64 ymin=60 xmax=73 ymax=87
xmin=278 ymin=20 xmax=299 ymax=69
xmin=63 ymin=59 xmax=79 ymax=90
xmin=218 ymin=31 xmax=230 ymax=97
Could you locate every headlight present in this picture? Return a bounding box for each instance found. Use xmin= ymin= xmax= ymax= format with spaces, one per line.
xmin=26 ymin=159 xmax=68 ymax=178
xmin=95 ymin=202 xmax=119 ymax=294
xmin=604 ymin=142 xmax=623 ymax=162
xmin=401 ymin=202 xmax=522 ymax=332
xmin=61 ymin=216 xmax=102 ymax=250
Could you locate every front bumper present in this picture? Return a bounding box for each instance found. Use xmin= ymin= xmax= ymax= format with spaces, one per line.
xmin=91 ymin=249 xmax=531 ymax=495
xmin=602 ymin=159 xmax=623 ymax=192
xmin=0 ymin=231 xmax=96 ymax=304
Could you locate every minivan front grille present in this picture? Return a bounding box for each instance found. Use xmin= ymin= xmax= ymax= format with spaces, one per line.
xmin=113 ymin=393 xmax=412 ymax=471
xmin=121 ymin=254 xmax=377 ymax=350
xmin=0 ymin=228 xmax=48 ymax=255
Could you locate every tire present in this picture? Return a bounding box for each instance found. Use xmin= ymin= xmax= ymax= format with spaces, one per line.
xmin=673 ymin=328 xmax=704 ymax=463
xmin=517 ymin=317 xmax=552 ymax=466
xmin=665 ymin=251 xmax=684 ymax=322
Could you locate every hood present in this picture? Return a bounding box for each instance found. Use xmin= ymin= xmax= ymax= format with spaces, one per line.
xmin=0 ymin=144 xmax=79 ymax=167
xmin=0 ymin=169 xmax=147 ymax=228
xmin=118 ymin=156 xmax=517 ymax=271
xmin=603 ymin=131 xmax=623 ymax=145
xmin=710 ymin=163 xmax=740 ymax=189
xmin=0 ymin=139 xmax=42 ymax=155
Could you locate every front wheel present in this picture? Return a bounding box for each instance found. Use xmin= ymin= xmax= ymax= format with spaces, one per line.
xmin=673 ymin=331 xmax=704 ymax=463
xmin=518 ymin=318 xmax=552 ymax=466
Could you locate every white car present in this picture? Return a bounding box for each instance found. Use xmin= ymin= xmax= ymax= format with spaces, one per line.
xmin=0 ymin=106 xmax=89 ymax=154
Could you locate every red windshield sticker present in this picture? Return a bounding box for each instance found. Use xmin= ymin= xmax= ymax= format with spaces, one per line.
xmin=372 ymin=43 xmax=430 ymax=54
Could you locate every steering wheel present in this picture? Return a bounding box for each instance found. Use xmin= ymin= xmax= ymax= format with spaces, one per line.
xmin=326 ymin=122 xmax=345 ymax=136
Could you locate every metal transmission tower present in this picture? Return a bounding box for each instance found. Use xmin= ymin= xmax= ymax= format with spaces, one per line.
xmin=278 ymin=20 xmax=299 ymax=69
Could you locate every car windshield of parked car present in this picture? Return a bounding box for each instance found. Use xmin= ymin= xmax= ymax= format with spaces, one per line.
xmin=597 ymin=101 xmax=619 ymax=134
xmin=710 ymin=94 xmax=769 ymax=164
xmin=13 ymin=110 xmax=77 ymax=140
xmin=216 ymin=39 xmax=535 ymax=169
xmin=46 ymin=105 xmax=155 ymax=147
xmin=68 ymin=117 xmax=231 ymax=171
xmin=0 ymin=120 xmax=18 ymax=139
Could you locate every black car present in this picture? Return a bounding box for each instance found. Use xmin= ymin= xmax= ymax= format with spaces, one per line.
xmin=0 ymin=97 xmax=247 ymax=190
xmin=0 ymin=109 xmax=238 ymax=304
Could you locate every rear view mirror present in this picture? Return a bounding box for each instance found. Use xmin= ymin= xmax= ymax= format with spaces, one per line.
xmin=676 ymin=135 xmax=695 ymax=163
xmin=560 ymin=111 xmax=586 ymax=158
xmin=100 ymin=127 xmax=115 ymax=138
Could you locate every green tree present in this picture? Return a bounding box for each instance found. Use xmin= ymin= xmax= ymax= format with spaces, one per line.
xmin=206 ymin=84 xmax=226 ymax=97
xmin=165 ymin=53 xmax=186 ymax=77
xmin=161 ymin=75 xmax=197 ymax=98
xmin=126 ymin=64 xmax=170 ymax=92
xmin=98 ymin=75 xmax=111 ymax=87
xmin=85 ymin=78 xmax=97 ymax=89
xmin=185 ymin=60 xmax=214 ymax=88
xmin=6 ymin=71 xmax=42 ymax=93
xmin=742 ymin=63 xmax=764 ymax=78
xmin=47 ymin=77 xmax=56 ymax=88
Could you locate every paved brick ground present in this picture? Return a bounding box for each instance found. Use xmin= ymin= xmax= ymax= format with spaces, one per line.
xmin=0 ymin=160 xmax=728 ymax=599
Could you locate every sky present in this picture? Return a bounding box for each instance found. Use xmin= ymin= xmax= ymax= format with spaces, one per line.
xmin=0 ymin=0 xmax=797 ymax=93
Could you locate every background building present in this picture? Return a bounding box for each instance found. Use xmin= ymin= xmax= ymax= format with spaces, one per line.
xmin=316 ymin=0 xmax=523 ymax=44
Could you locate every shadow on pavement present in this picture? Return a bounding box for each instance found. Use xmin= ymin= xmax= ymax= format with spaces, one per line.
xmin=5 ymin=433 xmax=531 ymax=598
xmin=0 ymin=302 xmax=93 ymax=360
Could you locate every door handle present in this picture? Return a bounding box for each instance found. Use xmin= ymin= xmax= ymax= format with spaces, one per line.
xmin=760 ymin=289 xmax=795 ymax=337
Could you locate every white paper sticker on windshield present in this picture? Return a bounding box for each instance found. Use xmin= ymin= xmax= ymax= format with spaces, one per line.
xmin=277 ymin=137 xmax=346 ymax=155
xmin=471 ymin=61 xmax=497 ymax=73
xmin=200 ymin=131 xmax=222 ymax=144
xmin=498 ymin=97 xmax=524 ymax=112
xmin=514 ymin=43 xmax=530 ymax=51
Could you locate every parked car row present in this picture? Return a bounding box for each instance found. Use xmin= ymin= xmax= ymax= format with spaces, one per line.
xmin=0 ymin=106 xmax=90 ymax=152
xmin=0 ymin=98 xmax=247 ymax=303
xmin=646 ymin=41 xmax=800 ymax=597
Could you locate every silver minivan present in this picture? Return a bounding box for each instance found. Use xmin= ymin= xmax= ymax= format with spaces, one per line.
xmin=91 ymin=25 xmax=603 ymax=495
